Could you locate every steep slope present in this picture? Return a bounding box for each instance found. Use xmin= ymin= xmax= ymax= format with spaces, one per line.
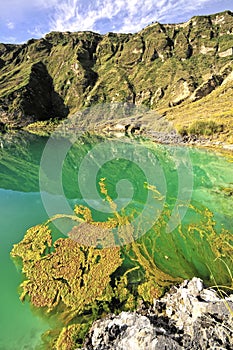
xmin=0 ymin=10 xmax=233 ymax=138
xmin=158 ymin=62 xmax=233 ymax=143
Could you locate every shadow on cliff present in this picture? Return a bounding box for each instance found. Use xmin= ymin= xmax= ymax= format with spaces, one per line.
xmin=22 ymin=61 xmax=69 ymax=123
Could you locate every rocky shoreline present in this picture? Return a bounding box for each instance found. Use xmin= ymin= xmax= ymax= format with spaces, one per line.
xmin=19 ymin=106 xmax=233 ymax=152
xmin=145 ymin=131 xmax=233 ymax=153
xmin=80 ymin=278 xmax=233 ymax=350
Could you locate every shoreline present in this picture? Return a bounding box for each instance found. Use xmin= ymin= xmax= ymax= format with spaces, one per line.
xmin=1 ymin=123 xmax=232 ymax=157
xmin=144 ymin=131 xmax=233 ymax=157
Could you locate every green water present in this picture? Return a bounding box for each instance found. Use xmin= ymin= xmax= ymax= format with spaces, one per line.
xmin=0 ymin=134 xmax=50 ymax=349
xmin=0 ymin=131 xmax=233 ymax=349
xmin=0 ymin=190 xmax=51 ymax=349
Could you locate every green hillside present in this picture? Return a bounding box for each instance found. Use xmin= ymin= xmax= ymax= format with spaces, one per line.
xmin=0 ymin=10 xmax=233 ymax=142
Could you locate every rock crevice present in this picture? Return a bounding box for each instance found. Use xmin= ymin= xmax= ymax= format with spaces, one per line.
xmin=81 ymin=278 xmax=233 ymax=350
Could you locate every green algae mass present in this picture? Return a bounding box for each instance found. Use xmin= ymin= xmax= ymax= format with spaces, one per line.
xmin=11 ymin=224 xmax=122 ymax=312
xmin=11 ymin=226 xmax=124 ymax=348
xmin=10 ymin=198 xmax=174 ymax=347
xmin=11 ymin=181 xmax=233 ymax=349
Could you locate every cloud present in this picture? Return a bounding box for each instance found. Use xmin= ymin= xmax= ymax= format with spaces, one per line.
xmin=0 ymin=0 xmax=231 ymax=43
xmin=46 ymin=0 xmax=219 ymax=34
xmin=6 ymin=21 xmax=15 ymax=30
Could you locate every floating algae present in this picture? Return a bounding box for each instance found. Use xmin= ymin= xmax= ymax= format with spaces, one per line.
xmin=11 ymin=227 xmax=123 ymax=348
xmin=11 ymin=180 xmax=233 ymax=349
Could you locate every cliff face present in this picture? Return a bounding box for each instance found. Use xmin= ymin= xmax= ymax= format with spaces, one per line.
xmin=0 ymin=11 xmax=233 ymax=128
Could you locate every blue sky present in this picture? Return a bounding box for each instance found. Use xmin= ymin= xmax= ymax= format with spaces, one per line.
xmin=0 ymin=0 xmax=233 ymax=43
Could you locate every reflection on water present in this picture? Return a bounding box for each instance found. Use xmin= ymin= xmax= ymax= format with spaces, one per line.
xmin=0 ymin=131 xmax=233 ymax=349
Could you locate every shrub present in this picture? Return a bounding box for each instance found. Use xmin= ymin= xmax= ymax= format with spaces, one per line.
xmin=188 ymin=120 xmax=224 ymax=136
xmin=178 ymin=126 xmax=188 ymax=137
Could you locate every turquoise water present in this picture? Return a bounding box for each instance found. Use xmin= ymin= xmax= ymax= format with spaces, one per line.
xmin=0 ymin=134 xmax=51 ymax=349
xmin=0 ymin=190 xmax=51 ymax=350
xmin=0 ymin=131 xmax=232 ymax=349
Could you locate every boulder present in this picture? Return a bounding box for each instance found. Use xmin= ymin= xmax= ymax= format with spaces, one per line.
xmin=81 ymin=278 xmax=233 ymax=350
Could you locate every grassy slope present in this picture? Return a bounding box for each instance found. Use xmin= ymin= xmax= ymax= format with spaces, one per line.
xmin=0 ymin=11 xmax=233 ymax=143
xmin=159 ymin=75 xmax=233 ymax=143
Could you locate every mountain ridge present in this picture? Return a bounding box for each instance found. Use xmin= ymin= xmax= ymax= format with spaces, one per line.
xmin=0 ymin=10 xmax=233 ymax=142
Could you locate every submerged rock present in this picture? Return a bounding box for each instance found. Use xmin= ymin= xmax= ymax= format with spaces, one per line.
xmin=81 ymin=278 xmax=233 ymax=350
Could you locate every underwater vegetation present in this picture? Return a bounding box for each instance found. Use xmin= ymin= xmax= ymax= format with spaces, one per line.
xmin=11 ymin=179 xmax=233 ymax=349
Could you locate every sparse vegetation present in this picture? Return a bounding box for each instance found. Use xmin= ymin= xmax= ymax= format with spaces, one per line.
xmin=179 ymin=120 xmax=224 ymax=137
xmin=189 ymin=120 xmax=224 ymax=136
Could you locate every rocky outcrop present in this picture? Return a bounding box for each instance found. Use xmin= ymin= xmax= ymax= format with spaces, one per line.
xmin=169 ymin=78 xmax=195 ymax=106
xmin=0 ymin=11 xmax=233 ymax=127
xmin=81 ymin=278 xmax=233 ymax=350
xmin=190 ymin=74 xmax=224 ymax=102
xmin=219 ymin=47 xmax=233 ymax=57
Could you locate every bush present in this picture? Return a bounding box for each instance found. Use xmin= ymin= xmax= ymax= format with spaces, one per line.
xmin=178 ymin=126 xmax=188 ymax=137
xmin=188 ymin=120 xmax=224 ymax=136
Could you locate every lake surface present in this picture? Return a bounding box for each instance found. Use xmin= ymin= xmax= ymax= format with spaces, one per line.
xmin=0 ymin=131 xmax=232 ymax=349
xmin=0 ymin=134 xmax=50 ymax=349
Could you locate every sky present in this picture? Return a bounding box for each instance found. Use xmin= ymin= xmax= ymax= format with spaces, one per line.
xmin=0 ymin=0 xmax=233 ymax=44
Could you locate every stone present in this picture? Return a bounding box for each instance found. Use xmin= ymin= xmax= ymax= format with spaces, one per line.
xmin=219 ymin=47 xmax=233 ymax=57
xmin=81 ymin=278 xmax=233 ymax=350
xmin=190 ymin=75 xmax=224 ymax=102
